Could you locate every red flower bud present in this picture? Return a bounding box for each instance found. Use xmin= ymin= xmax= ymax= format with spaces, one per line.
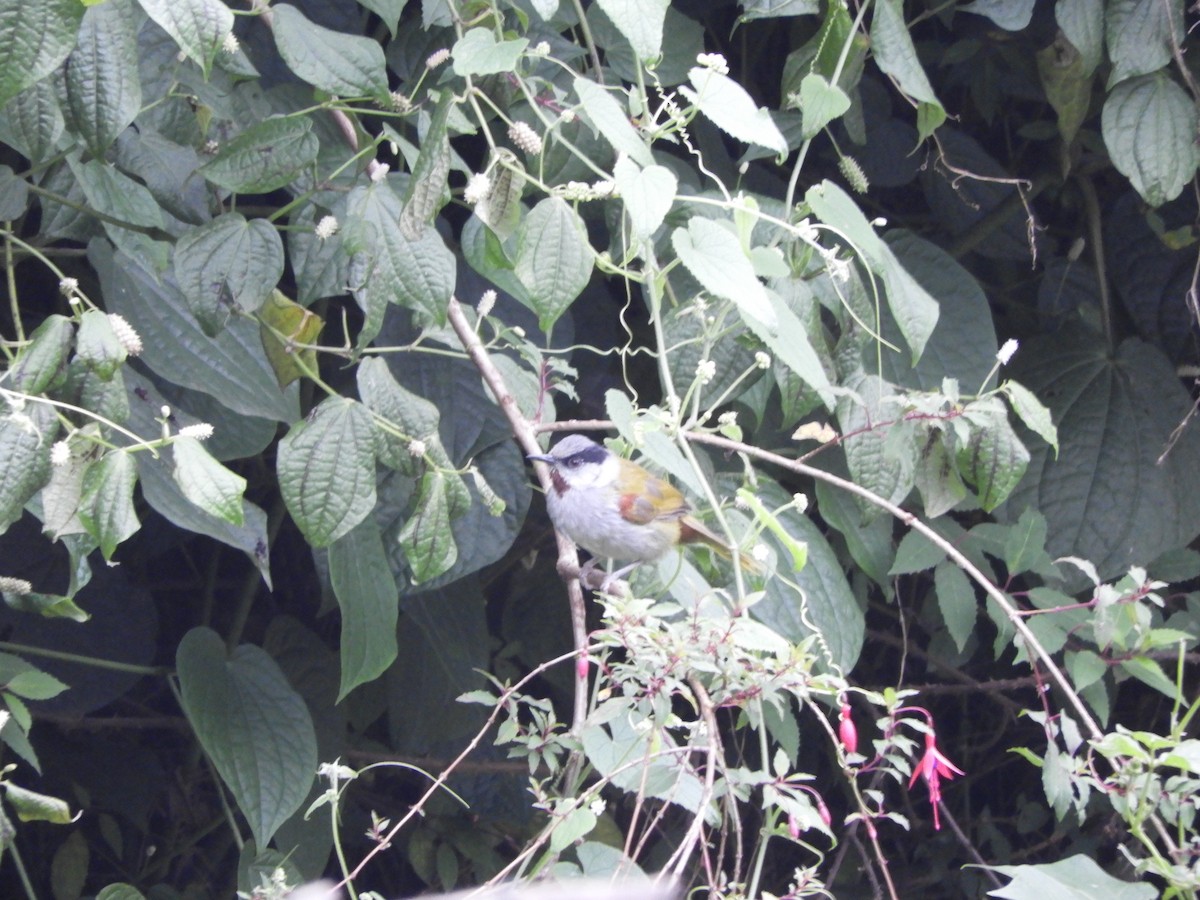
xmin=838 ymin=703 xmax=858 ymax=755
xmin=787 ymin=815 xmax=801 ymax=839
xmin=576 ymin=656 xmax=589 ymax=680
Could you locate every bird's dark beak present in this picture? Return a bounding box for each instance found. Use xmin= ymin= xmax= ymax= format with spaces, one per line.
xmin=527 ymin=453 xmax=554 ymax=464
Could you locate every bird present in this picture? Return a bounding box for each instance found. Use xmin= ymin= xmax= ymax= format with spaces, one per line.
xmin=527 ymin=434 xmax=760 ymax=589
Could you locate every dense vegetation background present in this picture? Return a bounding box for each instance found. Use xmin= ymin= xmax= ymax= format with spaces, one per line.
xmin=0 ymin=0 xmax=1198 ymax=898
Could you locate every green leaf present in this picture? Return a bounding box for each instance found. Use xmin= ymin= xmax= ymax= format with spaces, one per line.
xmin=97 ymin=886 xmax=147 ymax=900
xmin=672 ymin=216 xmax=774 ymax=326
xmin=1118 ymin=656 xmax=1183 ymax=703
xmin=1001 ymin=331 xmax=1200 ymax=580
xmin=258 ymin=289 xmax=324 ymax=388
xmin=450 ymin=28 xmax=528 ymax=76
xmin=870 ymin=0 xmax=943 ymax=120
xmin=1001 ymin=380 xmax=1059 ymax=454
xmin=7 ymin=669 xmax=68 ymax=701
xmin=176 ymin=627 xmax=318 ymax=849
xmin=277 ymin=397 xmax=377 ymax=548
xmin=680 ymin=67 xmax=788 ymax=156
xmin=0 ymin=77 xmax=65 ymax=166
xmin=0 ymin=0 xmax=83 ymax=108
xmin=612 ymin=156 xmax=676 ymax=243
xmin=1104 ymin=0 xmax=1181 ymax=88
xmin=934 ymin=560 xmax=976 ymax=653
xmin=514 ymin=197 xmax=594 ymax=332
xmin=356 ymin=0 xmax=407 ymax=36
xmin=93 ymin=243 xmax=298 ymax=423
xmin=739 ymin=0 xmax=819 ymax=19
xmin=172 ymin=436 xmax=246 ymax=526
xmin=2 ymin=782 xmax=75 ymax=823
xmin=76 ymin=309 xmax=125 ymax=381
xmin=837 ymin=374 xmax=915 ymax=514
xmin=956 ymin=396 xmax=1029 ymax=512
xmin=471 ymin=154 xmax=523 ymax=242
xmin=913 ymin=428 xmax=968 ymax=517
xmin=798 ymin=73 xmax=850 ymax=139
xmin=750 ymin=479 xmax=864 ymax=672
xmin=0 ymin=405 xmax=54 ymax=535
xmin=960 ymin=0 xmax=1034 ymax=30
xmin=749 ymin=284 xmax=835 ymax=408
xmin=1037 ymin=31 xmax=1092 ymax=148
xmin=1057 ymin=0 xmax=1103 ymax=75
xmin=985 ymin=853 xmax=1157 ymax=900
xmin=63 ymin=0 xmax=142 ymax=157
xmin=79 ymin=451 xmax=139 ymax=561
xmin=1101 ymin=72 xmax=1198 ymax=208
xmin=594 ymin=0 xmax=668 ymax=61
xmin=573 ymin=75 xmax=654 ymax=168
xmin=9 ymin=314 xmax=73 ymax=393
xmin=198 ymin=116 xmax=320 ymax=194
xmin=0 ymin=165 xmax=28 ymax=219
xmin=344 ymin=182 xmax=456 ymax=325
xmin=272 ymin=4 xmax=389 ymax=100
xmin=329 ymin=517 xmax=398 ymax=701
xmin=135 ymin=0 xmax=233 ymax=78
xmin=174 ymin=214 xmax=285 ymax=333
xmin=397 ymin=470 xmax=457 ymax=584
xmin=71 ymin=158 xmax=169 ymax=272
xmin=549 ymin=804 xmax=598 ymax=854
xmin=815 ymin=476 xmax=894 ymax=587
xmin=1003 ymin=508 xmax=1051 ymax=577
xmin=400 ymin=90 xmax=453 ymax=237
xmin=806 ymin=181 xmax=940 ymax=362
xmin=890 ymin=528 xmax=946 ymax=575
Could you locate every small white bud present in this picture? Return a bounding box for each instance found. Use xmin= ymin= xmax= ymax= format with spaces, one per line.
xmin=0 ymin=577 xmax=33 ymax=595
xmin=58 ymin=277 xmax=79 ymax=297
xmin=317 ymin=761 xmax=357 ymax=782
xmin=369 ymin=162 xmax=389 ymax=183
xmin=203 ymin=139 xmax=219 ymax=155
xmin=477 ymin=289 xmax=497 ymax=318
xmin=315 ymin=215 xmax=339 ymax=240
xmin=178 ymin=423 xmax=214 ymax=440
xmin=792 ymin=493 xmax=809 ymax=513
xmin=751 ymin=543 xmax=770 ymax=563
xmin=108 ymin=313 xmax=142 ymax=356
xmin=696 ymin=359 xmax=716 ymax=385
xmin=718 ymin=411 xmax=737 ymax=425
xmin=221 ymin=32 xmax=240 ymax=55
xmin=696 ymin=52 xmax=729 ymax=75
xmin=426 ymin=48 xmax=450 ymax=69
xmin=754 ymin=351 xmax=771 ymax=369
xmin=389 ymin=91 xmax=412 ymax=113
xmin=996 ymin=338 xmax=1019 ymax=366
xmin=160 ymin=405 xmax=171 ymax=419
xmin=408 ymin=438 xmax=427 ymax=458
xmin=50 ymin=441 xmax=71 ymax=466
xmin=464 ymin=172 xmax=492 ymax=206
xmin=512 ymin=326 xmax=525 ymax=338
xmin=560 ymin=109 xmax=576 ymax=124
xmin=591 ymin=179 xmax=615 ymax=198
xmin=533 ymin=41 xmax=551 ymax=56
xmin=508 ymin=121 xmax=543 ymax=155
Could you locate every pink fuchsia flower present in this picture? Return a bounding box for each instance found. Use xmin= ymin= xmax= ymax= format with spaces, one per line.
xmin=908 ymin=728 xmax=964 ymax=831
xmin=838 ymin=702 xmax=858 ymax=755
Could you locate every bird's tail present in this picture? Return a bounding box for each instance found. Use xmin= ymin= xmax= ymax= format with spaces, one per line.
xmin=680 ymin=517 xmax=764 ymax=575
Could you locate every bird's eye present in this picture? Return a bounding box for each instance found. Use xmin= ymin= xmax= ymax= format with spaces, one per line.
xmin=566 ymin=457 xmax=582 ymax=468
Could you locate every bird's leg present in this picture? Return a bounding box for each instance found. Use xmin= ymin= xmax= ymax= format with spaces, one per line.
xmin=598 ymin=561 xmax=640 ymax=595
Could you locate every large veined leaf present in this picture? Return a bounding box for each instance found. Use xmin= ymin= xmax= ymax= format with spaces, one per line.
xmin=79 ymin=451 xmax=139 ymax=562
xmin=271 ymin=4 xmax=389 ymax=100
xmin=806 ymin=180 xmax=940 ymax=363
xmin=0 ymin=0 xmax=83 ymax=108
xmin=71 ymin=159 xmax=169 ymax=272
xmin=63 ymin=0 xmax=142 ymax=157
xmin=277 ymin=397 xmax=377 ymax=548
xmin=613 ymin=156 xmax=677 ymax=244
xmin=743 ymin=480 xmax=864 ymax=674
xmin=870 ymin=0 xmax=945 ymax=139
xmin=0 ymin=404 xmax=55 ymax=536
xmin=176 ymin=627 xmax=317 ymax=850
xmin=679 ymin=67 xmax=788 ymax=156
xmin=135 ymin=0 xmax=233 ymax=78
xmin=171 ymin=436 xmax=246 ymax=526
xmin=451 ymin=28 xmax=528 ymax=76
xmin=198 ymin=116 xmax=319 ymax=194
xmin=738 ymin=0 xmax=820 ymax=19
xmin=514 ymin=197 xmax=594 ymax=332
xmin=672 ymin=216 xmax=774 ymax=327
xmin=329 ymin=517 xmax=398 ymax=701
xmin=573 ymin=76 xmax=654 ymax=168
xmin=960 ymin=0 xmax=1034 ymax=30
xmin=1104 ymin=0 xmax=1182 ymax=88
xmin=174 ymin=214 xmax=285 ymax=334
xmin=986 ymin=854 xmax=1156 ymax=900
xmin=594 ymin=0 xmax=668 ymax=62
xmin=1101 ymin=73 xmax=1198 ymax=208
xmin=0 ymin=77 xmax=65 ymax=166
xmin=1001 ymin=329 xmax=1200 ymax=580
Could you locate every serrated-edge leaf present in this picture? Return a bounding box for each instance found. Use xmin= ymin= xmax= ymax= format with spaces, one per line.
xmin=277 ymin=397 xmax=377 ymax=547
xmin=0 ymin=408 xmax=54 ymax=534
xmin=798 ymin=73 xmax=851 ymax=139
xmin=2 ymin=782 xmax=75 ymax=823
xmin=957 ymin=398 xmax=1030 ymax=512
xmin=76 ymin=309 xmax=125 ymax=381
xmin=330 ymin=517 xmax=399 ymax=700
xmin=9 ymin=314 xmax=73 ymax=393
xmin=595 ymin=0 xmax=668 ymax=61
xmin=272 ymin=4 xmax=389 ymax=99
xmin=450 ymin=28 xmax=529 ymax=76
xmin=172 ymin=436 xmax=247 ymax=525
xmin=680 ymin=67 xmax=788 ymax=155
xmin=613 ymin=156 xmax=676 ymax=242
xmin=672 ymin=216 xmax=774 ymax=326
xmin=1002 ymin=379 xmax=1059 ymax=453
xmin=175 ymin=627 xmax=318 ymax=849
xmin=573 ymin=76 xmax=654 ymax=167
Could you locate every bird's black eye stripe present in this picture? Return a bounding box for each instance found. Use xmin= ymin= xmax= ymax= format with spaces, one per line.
xmin=560 ymin=443 xmax=608 ymax=469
